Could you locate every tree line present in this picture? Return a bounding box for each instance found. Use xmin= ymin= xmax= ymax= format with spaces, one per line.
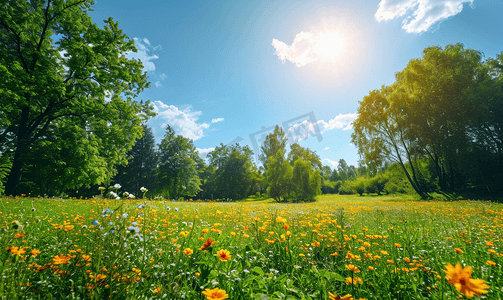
xmin=1 ymin=1 xmax=501 ymax=200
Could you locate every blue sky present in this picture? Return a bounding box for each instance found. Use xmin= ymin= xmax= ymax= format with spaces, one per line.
xmin=90 ymin=0 xmax=502 ymax=169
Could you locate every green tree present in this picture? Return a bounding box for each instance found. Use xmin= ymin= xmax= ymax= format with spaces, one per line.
xmin=205 ymin=143 xmax=257 ymax=199
xmin=113 ymin=125 xmax=157 ymax=197
xmin=0 ymin=0 xmax=153 ymax=195
xmin=352 ymin=85 xmax=429 ymax=198
xmin=259 ymin=126 xmax=288 ymax=171
xmin=266 ymin=150 xmax=292 ymax=202
xmin=157 ymin=126 xmax=202 ymax=199
xmin=395 ymin=44 xmax=483 ymax=191
xmin=287 ymin=143 xmax=322 ymax=169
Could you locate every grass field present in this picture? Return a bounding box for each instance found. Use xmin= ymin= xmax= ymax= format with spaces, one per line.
xmin=1 ymin=194 xmax=501 ymax=299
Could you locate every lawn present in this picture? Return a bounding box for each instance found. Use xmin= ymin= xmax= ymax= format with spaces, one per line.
xmin=1 ymin=194 xmax=501 ymax=299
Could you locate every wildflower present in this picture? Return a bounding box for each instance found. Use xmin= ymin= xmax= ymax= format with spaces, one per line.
xmin=444 ymin=263 xmax=489 ymax=298
xmin=345 ymin=277 xmax=363 ymax=285
xmin=10 ymin=246 xmax=26 ymax=257
xmin=486 ymin=261 xmax=496 ymax=266
xmin=485 ymin=242 xmax=494 ymax=247
xmin=113 ymin=183 xmax=121 ymax=189
xmin=454 ymin=248 xmax=464 ymax=253
xmin=395 ymin=243 xmax=402 ymax=248
xmin=153 ymin=286 xmax=161 ymax=293
xmin=140 ymin=187 xmax=148 ymax=192
xmin=92 ymin=220 xmax=99 ymax=226
xmin=14 ymin=233 xmax=25 ymax=239
xmin=200 ymin=238 xmax=216 ymax=250
xmin=217 ymin=249 xmax=231 ymax=261
xmin=53 ymin=254 xmax=72 ymax=265
xmin=202 ymin=287 xmax=229 ymax=300
xmin=345 ymin=264 xmax=360 ymax=273
xmin=184 ymin=248 xmax=193 ymax=255
xmin=95 ymin=274 xmax=107 ymax=281
xmin=30 ymin=249 xmax=41 ymax=257
xmin=328 ymin=293 xmax=353 ymax=300
xmin=175 ymin=207 xmax=179 ymax=211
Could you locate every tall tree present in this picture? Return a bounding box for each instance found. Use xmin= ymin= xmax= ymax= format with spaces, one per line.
xmin=287 ymin=143 xmax=322 ymax=169
xmin=0 ymin=0 xmax=153 ymax=195
xmin=266 ymin=150 xmax=292 ymax=202
xmin=395 ymin=44 xmax=483 ymax=190
xmin=157 ymin=126 xmax=202 ymax=199
xmin=204 ymin=143 xmax=257 ymax=199
xmin=113 ymin=125 xmax=157 ymax=197
xmin=259 ymin=126 xmax=287 ymax=171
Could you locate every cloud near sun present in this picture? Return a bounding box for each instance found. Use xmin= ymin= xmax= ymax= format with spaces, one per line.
xmin=375 ymin=0 xmax=474 ymax=33
xmin=272 ymin=31 xmax=343 ymax=67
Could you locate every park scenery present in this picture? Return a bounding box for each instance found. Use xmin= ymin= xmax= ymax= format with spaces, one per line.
xmin=1 ymin=0 xmax=503 ymax=299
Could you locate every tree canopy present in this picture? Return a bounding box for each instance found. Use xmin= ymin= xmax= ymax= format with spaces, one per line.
xmin=0 ymin=0 xmax=154 ymax=195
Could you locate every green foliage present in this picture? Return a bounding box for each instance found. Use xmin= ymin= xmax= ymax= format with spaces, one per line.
xmin=266 ymin=150 xmax=292 ymax=202
xmin=352 ymin=44 xmax=503 ymax=198
xmin=202 ymin=143 xmax=258 ymax=199
xmin=259 ymin=126 xmax=287 ymax=171
xmin=321 ymin=180 xmax=342 ymax=194
xmin=0 ymin=0 xmax=154 ymax=195
xmin=352 ymin=177 xmax=365 ymax=196
xmin=157 ymin=126 xmax=202 ymax=199
xmin=112 ymin=125 xmax=157 ymax=197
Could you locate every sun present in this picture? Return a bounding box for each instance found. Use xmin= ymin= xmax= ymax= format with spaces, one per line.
xmin=314 ymin=32 xmax=344 ymax=61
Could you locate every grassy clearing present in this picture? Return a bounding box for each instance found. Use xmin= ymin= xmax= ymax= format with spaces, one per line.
xmin=0 ymin=195 xmax=502 ymax=299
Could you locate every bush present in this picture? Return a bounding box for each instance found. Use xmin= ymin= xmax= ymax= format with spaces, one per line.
xmin=338 ymin=182 xmax=355 ymax=195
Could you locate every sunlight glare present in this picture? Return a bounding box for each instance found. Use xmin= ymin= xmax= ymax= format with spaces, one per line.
xmin=314 ymin=32 xmax=343 ymax=61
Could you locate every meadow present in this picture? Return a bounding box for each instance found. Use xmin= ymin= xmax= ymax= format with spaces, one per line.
xmin=0 ymin=194 xmax=502 ymax=299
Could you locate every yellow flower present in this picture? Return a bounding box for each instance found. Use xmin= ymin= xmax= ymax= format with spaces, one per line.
xmin=153 ymin=286 xmax=161 ymax=293
xmin=52 ymin=254 xmax=71 ymax=265
xmin=217 ymin=249 xmax=231 ymax=261
xmin=395 ymin=243 xmax=402 ymax=248
xmin=485 ymin=242 xmax=494 ymax=247
xmin=444 ymin=263 xmax=489 ymax=298
xmin=329 ymin=292 xmax=353 ymax=300
xmin=184 ymin=248 xmax=193 ymax=255
xmin=30 ymin=249 xmax=41 ymax=257
xmin=202 ymin=287 xmax=229 ymax=300
xmin=486 ymin=261 xmax=496 ymax=266
xmin=345 ymin=264 xmax=360 ymax=273
xmin=345 ymin=277 xmax=363 ymax=285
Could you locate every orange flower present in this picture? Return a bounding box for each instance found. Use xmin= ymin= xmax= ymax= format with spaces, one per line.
xmin=184 ymin=248 xmax=193 ymax=255
xmin=53 ymin=254 xmax=71 ymax=265
xmin=202 ymin=287 xmax=229 ymax=300
xmin=217 ymin=249 xmax=231 ymax=261
xmin=30 ymin=249 xmax=41 ymax=257
xmin=283 ymin=223 xmax=290 ymax=230
xmin=328 ymin=293 xmax=353 ymax=300
xmin=95 ymin=274 xmax=107 ymax=281
xmin=345 ymin=264 xmax=360 ymax=273
xmin=444 ymin=263 xmax=489 ymax=298
xmin=153 ymin=286 xmax=161 ymax=293
xmin=200 ymin=238 xmax=217 ymax=251
xmin=454 ymin=248 xmax=464 ymax=253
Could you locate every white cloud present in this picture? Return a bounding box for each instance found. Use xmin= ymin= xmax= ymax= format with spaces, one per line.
xmin=323 ymin=147 xmax=330 ymax=151
xmin=316 ymin=113 xmax=358 ymax=132
xmin=154 ymin=81 xmax=162 ymax=87
xmin=126 ymin=37 xmax=160 ymax=71
xmin=322 ymin=158 xmax=339 ymax=169
xmin=197 ymin=147 xmax=215 ymax=160
xmin=284 ymin=113 xmax=357 ymax=144
xmin=272 ymin=31 xmax=343 ymax=67
xmin=159 ymin=73 xmax=167 ymax=80
xmin=375 ymin=0 xmax=474 ymax=33
xmin=211 ymin=118 xmax=224 ymax=123
xmin=152 ymin=101 xmax=210 ymax=141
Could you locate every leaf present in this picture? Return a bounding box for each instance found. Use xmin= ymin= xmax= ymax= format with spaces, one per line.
xmin=253 ymin=266 xmax=265 ymax=276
